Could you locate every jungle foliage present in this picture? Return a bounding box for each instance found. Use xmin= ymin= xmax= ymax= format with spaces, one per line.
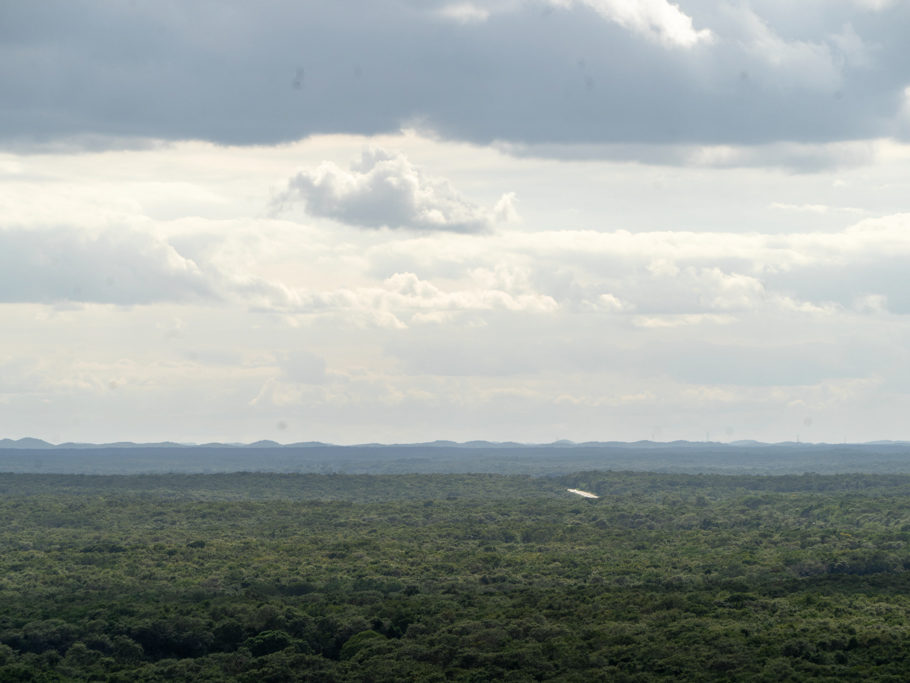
xmin=3 ymin=471 xmax=910 ymax=680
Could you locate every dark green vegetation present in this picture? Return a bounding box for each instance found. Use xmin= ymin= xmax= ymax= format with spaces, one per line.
xmin=3 ymin=472 xmax=910 ymax=681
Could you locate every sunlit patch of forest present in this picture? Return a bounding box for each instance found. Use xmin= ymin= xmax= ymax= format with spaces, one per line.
xmin=3 ymin=472 xmax=910 ymax=680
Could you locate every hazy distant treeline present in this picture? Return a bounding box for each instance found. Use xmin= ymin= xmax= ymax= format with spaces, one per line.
xmin=3 ymin=442 xmax=910 ymax=475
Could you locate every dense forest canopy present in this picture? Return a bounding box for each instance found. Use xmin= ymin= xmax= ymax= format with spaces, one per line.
xmin=3 ymin=471 xmax=910 ymax=680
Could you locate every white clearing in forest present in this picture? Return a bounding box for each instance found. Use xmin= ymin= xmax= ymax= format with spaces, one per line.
xmin=567 ymin=488 xmax=599 ymax=499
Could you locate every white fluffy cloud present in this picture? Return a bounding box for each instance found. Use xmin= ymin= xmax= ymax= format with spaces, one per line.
xmin=554 ymin=0 xmax=713 ymax=48
xmin=310 ymin=212 xmax=910 ymax=322
xmin=275 ymin=148 xmax=517 ymax=232
xmin=279 ymin=271 xmax=557 ymax=329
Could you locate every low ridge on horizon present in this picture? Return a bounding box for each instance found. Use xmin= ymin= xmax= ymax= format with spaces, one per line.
xmin=2 ymin=436 xmax=906 ymax=450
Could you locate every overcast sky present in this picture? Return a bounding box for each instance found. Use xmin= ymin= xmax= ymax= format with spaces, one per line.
xmin=3 ymin=0 xmax=910 ymax=444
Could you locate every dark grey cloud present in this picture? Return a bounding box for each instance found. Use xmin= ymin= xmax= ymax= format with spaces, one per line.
xmin=2 ymin=1 xmax=910 ymax=155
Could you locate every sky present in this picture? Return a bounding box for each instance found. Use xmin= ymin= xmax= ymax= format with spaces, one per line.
xmin=3 ymin=0 xmax=910 ymax=444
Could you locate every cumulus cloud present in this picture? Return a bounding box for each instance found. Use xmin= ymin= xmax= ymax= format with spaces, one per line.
xmin=275 ymin=148 xmax=517 ymax=232
xmin=279 ymin=271 xmax=557 ymax=328
xmin=552 ymin=0 xmax=713 ymax=48
xmin=0 ymin=221 xmax=310 ymax=309
xmin=305 ymin=212 xmax=910 ymax=323
xmin=169 ymin=211 xmax=910 ymax=336
xmin=0 ymin=227 xmax=214 ymax=304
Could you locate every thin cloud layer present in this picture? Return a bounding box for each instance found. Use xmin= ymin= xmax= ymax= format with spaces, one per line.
xmin=498 ymin=139 xmax=881 ymax=172
xmin=275 ymin=148 xmax=517 ymax=232
xmin=312 ymin=213 xmax=910 ymax=323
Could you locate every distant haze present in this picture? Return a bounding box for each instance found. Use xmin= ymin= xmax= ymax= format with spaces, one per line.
xmin=3 ymin=439 xmax=910 ymax=477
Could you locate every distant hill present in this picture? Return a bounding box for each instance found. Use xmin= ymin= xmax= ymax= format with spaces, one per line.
xmin=0 ymin=437 xmax=54 ymax=449
xmin=3 ymin=438 xmax=910 ymax=476
xmin=1 ymin=437 xmax=901 ymax=450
